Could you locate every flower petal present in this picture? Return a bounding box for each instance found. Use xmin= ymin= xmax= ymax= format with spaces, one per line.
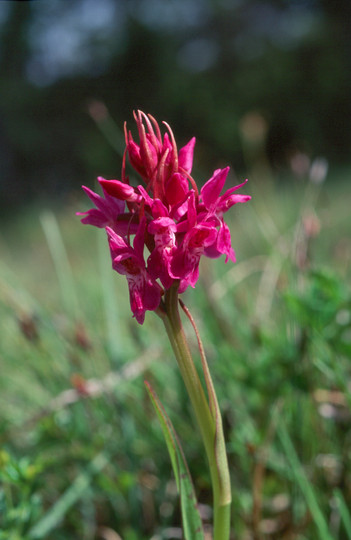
xmin=217 ymin=221 xmax=236 ymax=263
xmin=201 ymin=167 xmax=230 ymax=209
xmin=165 ymin=172 xmax=189 ymax=207
xmin=77 ymin=208 xmax=108 ymax=228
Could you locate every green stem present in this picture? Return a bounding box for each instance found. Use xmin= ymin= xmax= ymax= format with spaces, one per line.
xmin=160 ymin=283 xmax=231 ymax=540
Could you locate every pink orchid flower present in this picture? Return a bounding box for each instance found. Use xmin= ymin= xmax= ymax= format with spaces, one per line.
xmin=77 ymin=182 xmax=139 ymax=237
xmin=77 ymin=185 xmax=125 ymax=229
xmin=106 ymin=220 xmax=162 ymax=324
xmin=170 ymin=222 xmax=218 ymax=292
xmin=147 ymin=216 xmax=177 ymax=289
xmin=201 ymin=167 xmax=251 ymax=216
xmin=125 ymin=111 xmax=196 ymax=207
xmin=79 ymin=111 xmax=251 ymax=323
xmin=199 ymin=167 xmax=251 ymax=262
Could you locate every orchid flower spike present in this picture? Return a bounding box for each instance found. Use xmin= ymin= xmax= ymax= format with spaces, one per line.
xmin=78 ymin=111 xmax=251 ymax=323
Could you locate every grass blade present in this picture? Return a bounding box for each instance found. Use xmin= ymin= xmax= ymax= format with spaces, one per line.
xmin=333 ymin=488 xmax=351 ymax=539
xmin=277 ymin=420 xmax=333 ymax=540
xmin=40 ymin=210 xmax=79 ymax=320
xmin=145 ymin=381 xmax=204 ymax=540
xmin=88 ymin=100 xmax=125 ymax=158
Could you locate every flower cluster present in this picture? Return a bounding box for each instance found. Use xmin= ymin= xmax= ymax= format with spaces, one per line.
xmin=78 ymin=111 xmax=251 ymax=323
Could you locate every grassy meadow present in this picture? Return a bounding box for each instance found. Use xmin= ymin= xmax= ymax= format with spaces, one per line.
xmin=1 ymin=164 xmax=351 ymax=539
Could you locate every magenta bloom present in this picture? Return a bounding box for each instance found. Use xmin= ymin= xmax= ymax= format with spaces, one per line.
xmin=199 ymin=168 xmax=251 ymax=262
xmin=77 ymin=185 xmax=124 ymax=229
xmin=78 ymin=111 xmax=251 ymax=323
xmin=148 ymin=215 xmax=177 ymax=289
xmin=171 ymin=223 xmax=218 ymax=292
xmin=106 ymin=220 xmax=162 ymax=324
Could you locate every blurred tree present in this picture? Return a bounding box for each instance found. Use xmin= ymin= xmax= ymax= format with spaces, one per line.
xmin=0 ymin=1 xmax=30 ymax=77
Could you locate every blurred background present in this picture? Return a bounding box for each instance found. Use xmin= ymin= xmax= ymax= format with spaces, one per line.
xmin=1 ymin=0 xmax=351 ymax=211
xmin=1 ymin=1 xmax=351 ymax=539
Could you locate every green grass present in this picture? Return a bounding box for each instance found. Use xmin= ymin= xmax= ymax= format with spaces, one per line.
xmin=0 ymin=167 xmax=351 ymax=539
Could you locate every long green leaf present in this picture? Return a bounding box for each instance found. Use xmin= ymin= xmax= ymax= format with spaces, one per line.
xmin=145 ymin=381 xmax=204 ymax=540
xmin=180 ymin=299 xmax=231 ymax=508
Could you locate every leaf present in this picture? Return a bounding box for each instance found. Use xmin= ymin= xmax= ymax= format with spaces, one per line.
xmin=145 ymin=381 xmax=204 ymax=540
xmin=180 ymin=299 xmax=231 ymax=507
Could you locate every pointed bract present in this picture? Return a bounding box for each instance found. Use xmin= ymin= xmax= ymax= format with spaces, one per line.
xmin=178 ymin=137 xmax=196 ymax=174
